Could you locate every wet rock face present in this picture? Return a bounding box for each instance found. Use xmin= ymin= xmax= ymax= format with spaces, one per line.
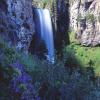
xmin=0 ymin=0 xmax=35 ymax=52
xmin=70 ymin=0 xmax=100 ymax=46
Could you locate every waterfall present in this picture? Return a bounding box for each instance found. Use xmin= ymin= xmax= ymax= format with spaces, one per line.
xmin=34 ymin=9 xmax=55 ymax=63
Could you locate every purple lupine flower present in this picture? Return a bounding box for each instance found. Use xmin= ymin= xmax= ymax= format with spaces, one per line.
xmin=9 ymin=61 xmax=40 ymax=99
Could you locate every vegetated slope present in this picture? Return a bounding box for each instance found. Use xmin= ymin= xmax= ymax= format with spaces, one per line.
xmin=67 ymin=31 xmax=100 ymax=76
xmin=0 ymin=35 xmax=100 ymax=99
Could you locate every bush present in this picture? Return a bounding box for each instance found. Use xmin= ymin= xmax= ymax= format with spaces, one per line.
xmin=0 ymin=34 xmax=99 ymax=99
xmin=86 ymin=13 xmax=94 ymax=22
xmin=68 ymin=31 xmax=100 ymax=76
xmin=77 ymin=13 xmax=84 ymax=22
xmin=98 ymin=15 xmax=100 ymax=22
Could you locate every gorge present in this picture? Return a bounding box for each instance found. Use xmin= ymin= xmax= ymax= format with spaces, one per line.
xmin=0 ymin=0 xmax=100 ymax=100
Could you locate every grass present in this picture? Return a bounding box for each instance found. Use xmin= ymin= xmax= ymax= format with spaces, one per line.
xmin=66 ymin=31 xmax=100 ymax=76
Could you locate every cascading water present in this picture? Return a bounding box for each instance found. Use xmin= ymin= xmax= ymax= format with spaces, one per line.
xmin=34 ymin=9 xmax=55 ymax=63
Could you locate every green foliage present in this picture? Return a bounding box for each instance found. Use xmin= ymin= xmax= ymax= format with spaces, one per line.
xmin=77 ymin=13 xmax=95 ymax=23
xmin=0 ymin=38 xmax=16 ymax=66
xmin=0 ymin=35 xmax=36 ymax=69
xmin=86 ymin=13 xmax=94 ymax=22
xmin=33 ymin=0 xmax=53 ymax=8
xmin=69 ymin=0 xmax=75 ymax=4
xmin=0 ymin=34 xmax=99 ymax=99
xmin=19 ymin=83 xmax=27 ymax=92
xmin=98 ymin=15 xmax=100 ymax=22
xmin=68 ymin=31 xmax=100 ymax=76
xmin=69 ymin=31 xmax=79 ymax=43
xmin=77 ymin=13 xmax=84 ymax=22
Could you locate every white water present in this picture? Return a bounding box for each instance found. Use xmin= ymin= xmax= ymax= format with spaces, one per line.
xmin=34 ymin=9 xmax=55 ymax=63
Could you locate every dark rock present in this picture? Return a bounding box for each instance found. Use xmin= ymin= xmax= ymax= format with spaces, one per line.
xmin=0 ymin=0 xmax=35 ymax=52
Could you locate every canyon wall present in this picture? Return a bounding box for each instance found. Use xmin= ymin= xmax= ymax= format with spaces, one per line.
xmin=1 ymin=0 xmax=100 ymax=50
xmin=70 ymin=0 xmax=100 ymax=46
xmin=0 ymin=0 xmax=35 ymax=52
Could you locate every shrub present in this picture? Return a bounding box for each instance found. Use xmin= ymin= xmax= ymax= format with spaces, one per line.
xmin=86 ymin=13 xmax=94 ymax=22
xmin=98 ymin=15 xmax=100 ymax=22
xmin=0 ymin=34 xmax=99 ymax=99
xmin=68 ymin=31 xmax=100 ymax=76
xmin=77 ymin=13 xmax=84 ymax=22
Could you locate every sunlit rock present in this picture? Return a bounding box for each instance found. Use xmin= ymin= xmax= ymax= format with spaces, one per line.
xmin=70 ymin=0 xmax=100 ymax=46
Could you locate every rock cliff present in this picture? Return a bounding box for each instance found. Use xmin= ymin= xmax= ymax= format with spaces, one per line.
xmin=1 ymin=0 xmax=100 ymax=50
xmin=0 ymin=0 xmax=34 ymax=52
xmin=70 ymin=0 xmax=100 ymax=46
